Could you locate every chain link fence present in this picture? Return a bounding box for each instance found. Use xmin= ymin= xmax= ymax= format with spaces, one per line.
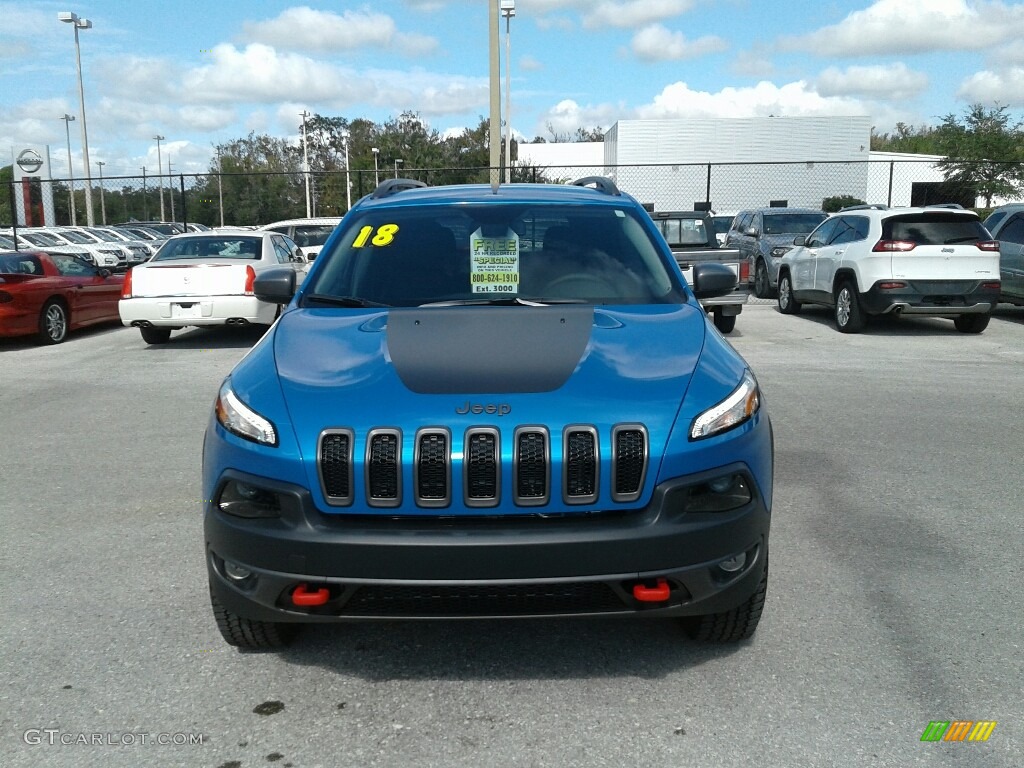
xmin=5 ymin=160 xmax=1019 ymax=232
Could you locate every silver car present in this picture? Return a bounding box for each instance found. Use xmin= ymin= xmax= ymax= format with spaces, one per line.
xmin=727 ymin=208 xmax=828 ymax=298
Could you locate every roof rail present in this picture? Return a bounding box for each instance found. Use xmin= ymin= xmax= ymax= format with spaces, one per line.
xmin=371 ymin=178 xmax=428 ymax=200
xmin=837 ymin=203 xmax=889 ymax=212
xmin=925 ymin=203 xmax=965 ymax=209
xmin=570 ymin=176 xmax=620 ymax=196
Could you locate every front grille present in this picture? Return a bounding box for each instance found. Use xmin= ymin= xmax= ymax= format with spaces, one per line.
xmin=514 ymin=427 xmax=549 ymax=506
xmin=415 ymin=429 xmax=450 ymax=507
xmin=317 ymin=422 xmax=646 ymax=510
xmin=465 ymin=428 xmax=499 ymax=507
xmin=366 ymin=429 xmax=401 ymax=507
xmin=611 ymin=425 xmax=648 ymax=502
xmin=342 ymin=582 xmax=625 ymax=616
xmin=319 ymin=429 xmax=353 ymax=505
xmin=564 ymin=427 xmax=598 ymax=504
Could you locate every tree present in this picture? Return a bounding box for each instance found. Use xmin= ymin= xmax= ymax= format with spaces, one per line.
xmin=934 ymin=104 xmax=1024 ymax=207
xmin=822 ymin=195 xmax=865 ymax=213
xmin=870 ymin=122 xmax=941 ymax=154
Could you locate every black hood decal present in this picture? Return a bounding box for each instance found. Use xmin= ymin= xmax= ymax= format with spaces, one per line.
xmin=386 ymin=306 xmax=593 ymax=394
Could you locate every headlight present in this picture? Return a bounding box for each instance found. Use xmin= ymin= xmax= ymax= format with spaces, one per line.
xmin=690 ymin=371 xmax=760 ymax=440
xmin=770 ymin=246 xmax=790 ymax=259
xmin=215 ymin=381 xmax=278 ymax=446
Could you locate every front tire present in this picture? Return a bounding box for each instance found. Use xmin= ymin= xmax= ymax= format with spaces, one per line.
xmin=682 ymin=561 xmax=768 ymax=643
xmin=777 ymin=272 xmax=801 ymax=314
xmin=713 ymin=311 xmax=737 ymax=334
xmin=139 ymin=326 xmax=172 ymax=345
xmin=37 ymin=300 xmax=69 ymax=345
xmin=834 ymin=281 xmax=865 ymax=333
xmin=211 ymin=591 xmax=296 ymax=650
xmin=754 ymin=260 xmax=773 ymax=298
xmin=953 ymin=313 xmax=990 ymax=333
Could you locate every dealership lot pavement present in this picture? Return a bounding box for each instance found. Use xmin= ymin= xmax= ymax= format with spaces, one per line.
xmin=2 ymin=303 xmax=1023 ymax=768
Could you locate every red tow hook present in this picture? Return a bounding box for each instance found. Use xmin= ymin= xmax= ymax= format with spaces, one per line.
xmin=633 ymin=578 xmax=671 ymax=603
xmin=291 ymin=583 xmax=330 ymax=607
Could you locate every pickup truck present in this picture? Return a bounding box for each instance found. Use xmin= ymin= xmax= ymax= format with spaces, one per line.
xmin=650 ymin=211 xmax=748 ymax=333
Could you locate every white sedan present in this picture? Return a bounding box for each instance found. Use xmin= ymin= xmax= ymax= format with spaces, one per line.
xmin=119 ymin=231 xmax=306 ymax=344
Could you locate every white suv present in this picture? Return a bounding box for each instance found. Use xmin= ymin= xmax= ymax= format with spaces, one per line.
xmin=776 ymin=206 xmax=1000 ymax=333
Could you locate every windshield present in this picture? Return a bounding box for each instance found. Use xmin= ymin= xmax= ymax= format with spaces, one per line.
xmin=762 ymin=213 xmax=827 ymax=235
xmin=21 ymin=232 xmax=64 ymax=246
xmin=304 ymin=204 xmax=683 ymax=307
xmin=54 ymin=230 xmax=96 ymax=244
xmin=291 ymin=225 xmax=337 ymax=248
xmin=153 ymin=236 xmax=263 ymax=261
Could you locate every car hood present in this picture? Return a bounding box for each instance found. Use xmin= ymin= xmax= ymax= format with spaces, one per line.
xmin=760 ymin=233 xmax=803 ymax=251
xmin=272 ymin=303 xmax=706 ymax=440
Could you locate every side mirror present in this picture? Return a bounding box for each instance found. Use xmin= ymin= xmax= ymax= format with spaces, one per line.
xmin=690 ymin=262 xmax=737 ymax=299
xmin=744 ymin=226 xmax=759 ymax=237
xmin=793 ymin=235 xmax=806 ymax=246
xmin=253 ymin=267 xmax=297 ymax=304
xmin=98 ymin=268 xmax=112 ymax=277
xmin=292 ymin=247 xmax=306 ymax=263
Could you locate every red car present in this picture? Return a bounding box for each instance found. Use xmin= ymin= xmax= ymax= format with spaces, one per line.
xmin=0 ymin=250 xmax=124 ymax=344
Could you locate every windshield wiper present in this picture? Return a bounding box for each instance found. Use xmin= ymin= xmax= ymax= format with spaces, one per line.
xmin=419 ymin=296 xmax=586 ymax=307
xmin=304 ymin=293 xmax=390 ymax=308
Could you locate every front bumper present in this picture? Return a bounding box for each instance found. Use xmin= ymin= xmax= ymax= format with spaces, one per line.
xmin=859 ymin=281 xmax=1000 ymax=316
xmin=206 ymin=464 xmax=770 ymax=622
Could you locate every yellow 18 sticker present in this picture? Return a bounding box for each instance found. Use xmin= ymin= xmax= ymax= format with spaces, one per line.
xmin=353 ymin=224 xmax=399 ymax=248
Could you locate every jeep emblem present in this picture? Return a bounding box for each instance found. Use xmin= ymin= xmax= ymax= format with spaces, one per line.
xmin=456 ymin=401 xmax=511 ymax=416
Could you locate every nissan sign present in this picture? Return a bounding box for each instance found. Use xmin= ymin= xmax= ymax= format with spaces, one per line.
xmin=16 ymin=149 xmax=44 ymax=175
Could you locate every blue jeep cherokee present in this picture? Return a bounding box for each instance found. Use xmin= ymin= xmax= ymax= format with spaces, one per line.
xmin=203 ymin=177 xmax=773 ymax=649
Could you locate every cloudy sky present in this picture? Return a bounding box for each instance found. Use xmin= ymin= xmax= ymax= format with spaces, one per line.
xmin=2 ymin=0 xmax=1023 ymax=179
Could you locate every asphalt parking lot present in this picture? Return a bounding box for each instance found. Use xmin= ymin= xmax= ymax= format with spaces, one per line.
xmin=2 ymin=302 xmax=1023 ymax=768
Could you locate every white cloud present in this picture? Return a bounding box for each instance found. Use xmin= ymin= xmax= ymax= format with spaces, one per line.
xmin=177 ymin=106 xmax=237 ymax=132
xmin=957 ymin=68 xmax=1024 ymax=106
xmin=731 ymin=49 xmax=775 ymax=78
xmin=520 ymin=55 xmax=543 ymax=72
xmin=240 ymin=7 xmax=438 ymax=55
xmin=815 ymin=64 xmax=929 ymax=101
xmin=636 ymin=81 xmax=870 ymax=120
xmin=538 ymin=98 xmax=624 ymax=137
xmin=782 ymin=0 xmax=1024 ymax=57
xmin=583 ymin=0 xmax=694 ymax=29
xmin=631 ymin=25 xmax=726 ymax=62
xmin=182 ymin=44 xmax=363 ymax=104
xmin=361 ymin=69 xmax=489 ymax=116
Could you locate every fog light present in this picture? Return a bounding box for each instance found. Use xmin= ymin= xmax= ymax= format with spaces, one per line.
xmin=708 ymin=476 xmax=734 ymax=493
xmin=224 ymin=561 xmax=252 ymax=581
xmin=718 ymin=553 xmax=746 ymax=573
xmin=217 ymin=479 xmax=282 ymax=518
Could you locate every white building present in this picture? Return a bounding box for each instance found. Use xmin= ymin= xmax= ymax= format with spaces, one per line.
xmin=517 ymin=117 xmax=980 ymax=211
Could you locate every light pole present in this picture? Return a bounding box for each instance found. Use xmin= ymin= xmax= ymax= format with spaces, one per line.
xmin=216 ymin=149 xmax=225 ymax=227
xmin=141 ymin=166 xmax=148 ymax=220
xmin=394 ymin=158 xmax=403 ymax=178
xmin=60 ymin=113 xmax=77 ymax=225
xmin=58 ymin=11 xmax=95 ymax=226
xmin=342 ymin=132 xmax=352 ymax=211
xmin=153 ymin=135 xmax=165 ymax=221
xmin=488 ymin=1 xmax=500 ymax=190
xmin=167 ymin=157 xmax=176 ymax=221
xmin=500 ymin=0 xmax=516 ymax=184
xmin=96 ymin=160 xmax=106 ymax=225
xmin=371 ymin=147 xmax=380 ymax=186
xmin=301 ymin=110 xmax=311 ymax=217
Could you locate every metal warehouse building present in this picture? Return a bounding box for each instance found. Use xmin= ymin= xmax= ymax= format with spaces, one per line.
xmin=518 ymin=116 xmax=965 ymax=212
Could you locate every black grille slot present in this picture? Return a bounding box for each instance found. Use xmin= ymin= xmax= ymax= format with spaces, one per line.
xmin=319 ymin=430 xmax=353 ymax=504
xmin=366 ymin=430 xmax=401 ymax=506
xmin=415 ymin=429 xmax=450 ymax=507
xmin=612 ymin=425 xmax=647 ymax=502
xmin=564 ymin=427 xmax=598 ymax=504
xmin=514 ymin=428 xmax=549 ymax=505
xmin=343 ymin=582 xmax=625 ymax=617
xmin=465 ymin=429 xmax=499 ymax=506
